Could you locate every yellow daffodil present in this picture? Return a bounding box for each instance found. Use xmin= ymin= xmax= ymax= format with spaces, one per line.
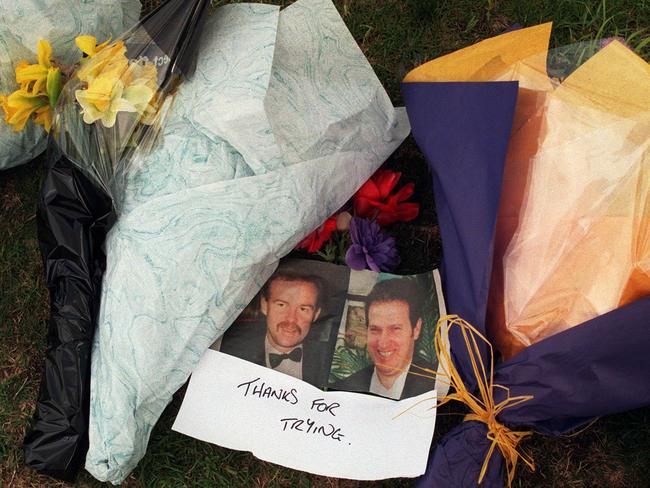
xmin=1 ymin=90 xmax=48 ymax=132
xmin=121 ymin=60 xmax=160 ymax=123
xmin=75 ymin=77 xmax=155 ymax=128
xmin=75 ymin=35 xmax=112 ymax=60
xmin=122 ymin=60 xmax=159 ymax=92
xmin=76 ymin=40 xmax=128 ymax=83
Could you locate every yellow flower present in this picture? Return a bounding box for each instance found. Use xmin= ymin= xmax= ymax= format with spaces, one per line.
xmin=37 ymin=39 xmax=52 ymax=68
xmin=76 ymin=40 xmax=128 ymax=83
xmin=72 ymin=37 xmax=161 ymax=128
xmin=121 ymin=60 xmax=160 ymax=124
xmin=1 ymin=39 xmax=61 ymax=133
xmin=34 ymin=105 xmax=53 ymax=132
xmin=121 ymin=60 xmax=158 ymax=92
xmin=15 ymin=40 xmax=53 ymax=95
xmin=1 ymin=90 xmax=48 ymax=132
xmin=75 ymin=77 xmax=155 ymax=128
xmin=75 ymin=35 xmax=112 ymax=59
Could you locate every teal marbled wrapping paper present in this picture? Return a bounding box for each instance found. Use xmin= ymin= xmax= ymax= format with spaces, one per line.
xmin=0 ymin=0 xmax=141 ymax=170
xmin=85 ymin=0 xmax=410 ymax=483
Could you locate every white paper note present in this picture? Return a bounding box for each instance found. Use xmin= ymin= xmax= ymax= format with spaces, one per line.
xmin=173 ymin=350 xmax=437 ymax=480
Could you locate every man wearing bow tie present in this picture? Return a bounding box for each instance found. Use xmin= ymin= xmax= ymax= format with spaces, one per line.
xmin=219 ymin=269 xmax=326 ymax=385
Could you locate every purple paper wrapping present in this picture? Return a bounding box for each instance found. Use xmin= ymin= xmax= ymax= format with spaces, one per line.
xmin=402 ymin=82 xmax=519 ymax=391
xmin=402 ymin=81 xmax=650 ymax=487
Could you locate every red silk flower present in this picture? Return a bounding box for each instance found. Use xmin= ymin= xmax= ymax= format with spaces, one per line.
xmin=296 ymin=215 xmax=338 ymax=253
xmin=353 ymin=169 xmax=420 ymax=226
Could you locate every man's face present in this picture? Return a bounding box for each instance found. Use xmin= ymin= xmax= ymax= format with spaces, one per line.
xmin=366 ymin=300 xmax=421 ymax=379
xmin=261 ymin=279 xmax=321 ymax=352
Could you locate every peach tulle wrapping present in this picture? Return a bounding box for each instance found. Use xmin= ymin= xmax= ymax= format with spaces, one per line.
xmin=405 ymin=24 xmax=650 ymax=358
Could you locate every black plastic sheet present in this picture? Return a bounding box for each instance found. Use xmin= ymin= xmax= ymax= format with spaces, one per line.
xmin=23 ymin=151 xmax=113 ymax=481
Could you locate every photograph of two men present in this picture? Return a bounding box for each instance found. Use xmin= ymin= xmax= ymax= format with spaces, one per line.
xmin=211 ymin=259 xmax=446 ymax=401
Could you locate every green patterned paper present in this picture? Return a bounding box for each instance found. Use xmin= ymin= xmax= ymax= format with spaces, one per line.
xmin=85 ymin=1 xmax=410 ymax=482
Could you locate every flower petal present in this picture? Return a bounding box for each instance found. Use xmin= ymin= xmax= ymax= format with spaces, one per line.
xmin=34 ymin=105 xmax=52 ymax=132
xmin=37 ymin=40 xmax=52 ymax=68
xmin=111 ymin=97 xmax=137 ymax=113
xmin=16 ymin=64 xmax=48 ymax=85
xmin=101 ymin=108 xmax=119 ymax=128
xmin=365 ymin=253 xmax=380 ymax=272
xmin=122 ymin=84 xmax=154 ymax=110
xmin=345 ymin=245 xmax=368 ymax=271
xmin=76 ymin=35 xmax=98 ymax=57
xmin=373 ymin=170 xmax=401 ymax=197
xmin=392 ymin=182 xmax=415 ymax=202
xmin=346 ymin=216 xmax=399 ymax=271
xmin=5 ymin=90 xmax=47 ymax=131
xmin=355 ymin=179 xmax=380 ymax=201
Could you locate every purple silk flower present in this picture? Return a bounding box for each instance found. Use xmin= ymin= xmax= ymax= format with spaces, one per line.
xmin=345 ymin=216 xmax=400 ymax=272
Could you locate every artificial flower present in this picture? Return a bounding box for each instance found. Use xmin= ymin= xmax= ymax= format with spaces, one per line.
xmin=296 ymin=215 xmax=338 ymax=253
xmin=353 ymin=169 xmax=420 ymax=226
xmin=336 ymin=211 xmax=352 ymax=231
xmin=345 ymin=217 xmax=400 ymax=272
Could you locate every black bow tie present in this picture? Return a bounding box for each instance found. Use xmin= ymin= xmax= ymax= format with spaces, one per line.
xmin=269 ymin=347 xmax=303 ymax=369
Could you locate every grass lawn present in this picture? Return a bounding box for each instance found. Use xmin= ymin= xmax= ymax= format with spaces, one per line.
xmin=2 ymin=0 xmax=650 ymax=486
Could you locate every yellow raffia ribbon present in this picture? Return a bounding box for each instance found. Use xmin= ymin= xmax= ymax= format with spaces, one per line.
xmin=410 ymin=315 xmax=536 ymax=487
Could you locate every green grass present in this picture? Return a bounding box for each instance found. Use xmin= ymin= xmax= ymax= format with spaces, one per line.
xmin=2 ymin=0 xmax=650 ymax=487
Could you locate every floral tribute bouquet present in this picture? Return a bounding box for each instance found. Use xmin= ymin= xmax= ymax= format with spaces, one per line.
xmin=402 ymin=23 xmax=650 ymax=487
xmin=296 ymin=168 xmax=420 ymax=272
xmin=2 ymin=33 xmax=162 ymax=190
xmin=1 ymin=39 xmax=64 ymax=134
xmin=21 ymin=0 xmax=210 ymax=481
xmin=0 ymin=0 xmax=140 ymax=170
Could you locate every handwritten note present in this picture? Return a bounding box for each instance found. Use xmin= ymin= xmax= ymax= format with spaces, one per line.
xmin=173 ymin=350 xmax=437 ymax=480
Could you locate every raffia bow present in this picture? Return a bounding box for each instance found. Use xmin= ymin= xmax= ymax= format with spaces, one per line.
xmin=407 ymin=314 xmax=536 ymax=486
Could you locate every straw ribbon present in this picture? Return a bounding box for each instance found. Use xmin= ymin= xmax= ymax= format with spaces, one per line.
xmin=408 ymin=314 xmax=536 ymax=487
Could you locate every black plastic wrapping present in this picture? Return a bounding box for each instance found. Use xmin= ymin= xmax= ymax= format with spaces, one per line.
xmin=23 ymin=150 xmax=113 ymax=481
xmin=23 ymin=0 xmax=210 ymax=480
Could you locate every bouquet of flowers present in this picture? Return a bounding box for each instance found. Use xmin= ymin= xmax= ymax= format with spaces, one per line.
xmin=402 ymin=23 xmax=650 ymax=487
xmin=296 ymin=168 xmax=420 ymax=272
xmin=0 ymin=0 xmax=140 ymax=170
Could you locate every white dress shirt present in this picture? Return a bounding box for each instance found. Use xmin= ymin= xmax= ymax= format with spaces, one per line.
xmin=369 ymin=363 xmax=411 ymax=400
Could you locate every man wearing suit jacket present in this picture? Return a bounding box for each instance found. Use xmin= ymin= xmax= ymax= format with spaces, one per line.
xmin=333 ymin=278 xmax=436 ymax=400
xmin=219 ymin=269 xmax=327 ymax=386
